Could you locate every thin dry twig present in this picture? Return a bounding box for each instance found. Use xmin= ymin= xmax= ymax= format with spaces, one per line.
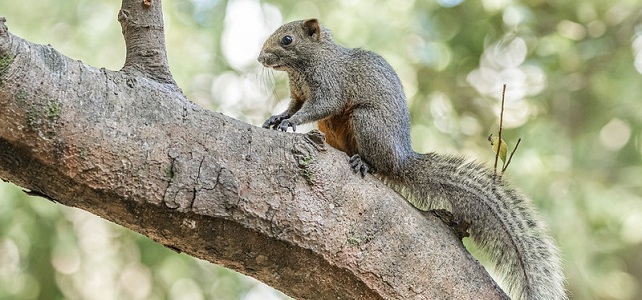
xmin=501 ymin=138 xmax=521 ymax=175
xmin=493 ymin=84 xmax=507 ymax=175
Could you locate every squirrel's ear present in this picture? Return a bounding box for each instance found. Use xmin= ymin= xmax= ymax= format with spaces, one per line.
xmin=302 ymin=19 xmax=321 ymax=40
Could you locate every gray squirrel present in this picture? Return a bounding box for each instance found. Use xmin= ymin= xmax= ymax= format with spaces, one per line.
xmin=258 ymin=18 xmax=566 ymax=300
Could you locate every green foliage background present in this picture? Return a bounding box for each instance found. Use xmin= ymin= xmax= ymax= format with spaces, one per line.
xmin=1 ymin=0 xmax=641 ymax=299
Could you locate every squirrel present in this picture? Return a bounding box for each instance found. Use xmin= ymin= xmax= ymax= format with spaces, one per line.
xmin=257 ymin=19 xmax=566 ymax=300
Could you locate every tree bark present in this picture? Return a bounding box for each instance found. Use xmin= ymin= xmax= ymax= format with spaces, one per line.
xmin=0 ymin=2 xmax=508 ymax=299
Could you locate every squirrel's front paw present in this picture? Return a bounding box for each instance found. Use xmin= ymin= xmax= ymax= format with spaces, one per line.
xmin=262 ymin=112 xmax=290 ymax=130
xmin=349 ymin=154 xmax=372 ymax=177
xmin=277 ymin=119 xmax=297 ymax=132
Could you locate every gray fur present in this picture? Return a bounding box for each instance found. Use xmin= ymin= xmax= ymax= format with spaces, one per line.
xmin=258 ymin=19 xmax=566 ymax=300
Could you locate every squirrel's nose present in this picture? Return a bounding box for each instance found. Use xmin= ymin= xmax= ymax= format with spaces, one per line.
xmin=257 ymin=51 xmax=266 ymax=64
xmin=257 ymin=52 xmax=277 ymax=68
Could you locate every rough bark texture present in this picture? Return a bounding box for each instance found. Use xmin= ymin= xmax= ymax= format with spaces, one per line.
xmin=0 ymin=1 xmax=508 ymax=299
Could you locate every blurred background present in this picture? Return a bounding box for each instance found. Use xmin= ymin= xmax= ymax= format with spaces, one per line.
xmin=1 ymin=0 xmax=641 ymax=299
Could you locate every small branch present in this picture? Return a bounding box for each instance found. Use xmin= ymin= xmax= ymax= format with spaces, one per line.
xmin=501 ymin=138 xmax=521 ymax=175
xmin=493 ymin=84 xmax=507 ymax=175
xmin=118 ymin=0 xmax=175 ymax=84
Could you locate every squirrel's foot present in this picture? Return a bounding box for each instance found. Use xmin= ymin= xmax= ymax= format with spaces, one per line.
xmin=349 ymin=154 xmax=372 ymax=177
xmin=277 ymin=119 xmax=297 ymax=132
xmin=262 ymin=112 xmax=291 ymax=130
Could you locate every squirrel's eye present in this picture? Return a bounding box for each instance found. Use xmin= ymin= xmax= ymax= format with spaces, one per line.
xmin=281 ymin=35 xmax=293 ymax=46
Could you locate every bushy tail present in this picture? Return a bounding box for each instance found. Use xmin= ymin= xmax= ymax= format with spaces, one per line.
xmin=384 ymin=152 xmax=566 ymax=300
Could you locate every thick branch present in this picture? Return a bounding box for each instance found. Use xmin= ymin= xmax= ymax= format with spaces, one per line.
xmin=0 ymin=13 xmax=506 ymax=300
xmin=118 ymin=0 xmax=175 ymax=84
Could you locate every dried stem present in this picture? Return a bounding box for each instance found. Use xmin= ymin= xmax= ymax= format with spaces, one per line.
xmin=493 ymin=84 xmax=507 ymax=175
xmin=501 ymin=138 xmax=521 ymax=175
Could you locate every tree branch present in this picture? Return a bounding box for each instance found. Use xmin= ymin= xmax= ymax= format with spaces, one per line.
xmin=0 ymin=4 xmax=507 ymax=299
xmin=118 ymin=0 xmax=175 ymax=84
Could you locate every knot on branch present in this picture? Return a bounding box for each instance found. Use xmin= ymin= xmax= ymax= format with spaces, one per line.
xmin=304 ymin=129 xmax=326 ymax=152
xmin=292 ymin=130 xmax=327 ymax=185
xmin=0 ymin=17 xmax=10 ymax=54
xmin=0 ymin=17 xmax=7 ymax=36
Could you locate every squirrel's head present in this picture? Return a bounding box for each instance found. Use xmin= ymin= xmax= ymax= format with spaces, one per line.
xmin=258 ymin=19 xmax=331 ymax=71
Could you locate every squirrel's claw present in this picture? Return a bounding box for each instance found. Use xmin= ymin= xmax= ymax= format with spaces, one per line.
xmin=349 ymin=154 xmax=371 ymax=177
xmin=262 ymin=112 xmax=291 ymax=130
xmin=261 ymin=118 xmax=276 ymax=129
xmin=277 ymin=119 xmax=296 ymax=132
